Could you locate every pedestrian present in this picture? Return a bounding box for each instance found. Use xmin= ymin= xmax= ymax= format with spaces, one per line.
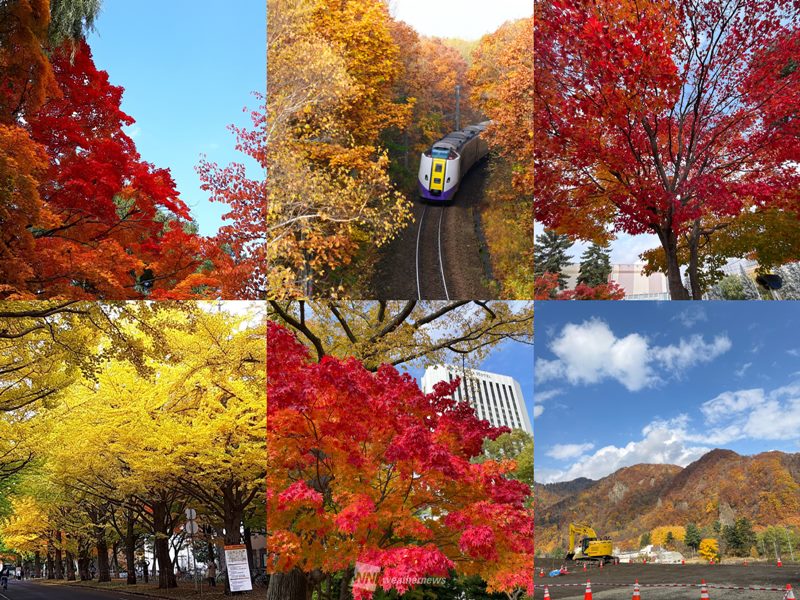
xmin=1 ymin=569 xmax=8 ymax=591
xmin=206 ymin=560 xmax=217 ymax=587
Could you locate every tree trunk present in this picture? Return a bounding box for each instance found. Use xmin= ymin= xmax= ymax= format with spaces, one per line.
xmin=46 ymin=550 xmax=54 ymax=579
xmin=34 ymin=551 xmax=41 ymax=578
xmin=687 ymin=220 xmax=703 ymax=299
xmin=222 ymin=489 xmax=245 ymax=595
xmin=78 ymin=542 xmax=92 ymax=581
xmin=267 ymin=569 xmax=308 ymax=600
xmin=112 ymin=540 xmax=120 ymax=578
xmin=124 ymin=518 xmax=137 ymax=585
xmin=151 ymin=501 xmax=177 ymax=589
xmin=339 ymin=566 xmax=354 ymax=600
xmin=243 ymin=525 xmax=254 ymax=573
xmin=96 ymin=529 xmax=111 ymax=583
xmin=65 ymin=551 xmax=76 ymax=581
xmin=658 ymin=227 xmax=690 ymax=299
xmin=54 ymin=531 xmax=64 ymax=579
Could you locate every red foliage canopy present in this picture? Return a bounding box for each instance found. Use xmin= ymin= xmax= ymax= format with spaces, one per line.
xmin=267 ymin=322 xmax=533 ymax=597
xmin=535 ymin=0 xmax=800 ymax=299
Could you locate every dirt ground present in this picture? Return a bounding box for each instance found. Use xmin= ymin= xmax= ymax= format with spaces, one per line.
xmin=371 ymin=160 xmax=494 ymax=300
xmin=533 ymin=563 xmax=800 ymax=599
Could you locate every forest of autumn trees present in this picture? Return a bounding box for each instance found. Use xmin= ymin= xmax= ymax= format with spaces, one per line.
xmin=267 ymin=0 xmax=534 ymax=298
xmin=535 ymin=0 xmax=800 ymax=299
xmin=0 ymin=0 xmax=263 ymax=299
xmin=0 ymin=303 xmax=265 ymax=591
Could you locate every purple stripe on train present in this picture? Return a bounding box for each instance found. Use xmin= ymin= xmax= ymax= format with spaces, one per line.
xmin=419 ymin=182 xmax=458 ymax=202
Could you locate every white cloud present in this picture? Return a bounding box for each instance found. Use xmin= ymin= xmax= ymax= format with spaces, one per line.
xmin=735 ymin=362 xmax=753 ymax=378
xmin=673 ymin=307 xmax=708 ymax=328
xmin=700 ymin=384 xmax=800 ymax=442
xmin=533 ymin=405 xmax=544 ymax=419
xmin=651 ymin=334 xmax=732 ymax=372
xmin=535 ymin=389 xmax=563 ymax=403
xmin=539 ymin=416 xmax=711 ymax=482
xmin=536 ymin=319 xmax=731 ymax=392
xmin=547 ymin=443 xmax=595 ymax=460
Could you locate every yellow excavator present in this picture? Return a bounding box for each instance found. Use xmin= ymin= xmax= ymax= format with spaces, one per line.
xmin=565 ymin=523 xmax=615 ymax=564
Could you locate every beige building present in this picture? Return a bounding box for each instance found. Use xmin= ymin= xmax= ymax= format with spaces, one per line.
xmin=563 ymin=263 xmax=669 ymax=300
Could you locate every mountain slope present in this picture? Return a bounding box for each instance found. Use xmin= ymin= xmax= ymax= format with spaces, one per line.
xmin=535 ymin=449 xmax=800 ymax=552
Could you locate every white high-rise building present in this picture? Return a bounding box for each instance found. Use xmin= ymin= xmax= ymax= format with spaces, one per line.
xmin=421 ymin=365 xmax=532 ymax=435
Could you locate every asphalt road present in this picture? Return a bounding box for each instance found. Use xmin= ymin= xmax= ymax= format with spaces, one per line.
xmin=0 ymin=580 xmax=144 ymax=599
xmin=534 ymin=563 xmax=800 ymax=599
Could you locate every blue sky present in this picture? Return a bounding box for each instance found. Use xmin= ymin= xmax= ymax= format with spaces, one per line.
xmin=534 ymin=302 xmax=800 ymax=483
xmin=402 ymin=337 xmax=535 ymax=430
xmin=87 ymin=1 xmax=265 ymax=236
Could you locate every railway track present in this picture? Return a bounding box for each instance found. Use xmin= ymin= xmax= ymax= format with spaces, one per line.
xmin=415 ymin=204 xmax=450 ymax=300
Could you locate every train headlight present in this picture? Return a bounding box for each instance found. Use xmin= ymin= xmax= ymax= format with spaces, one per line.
xmin=425 ymin=175 xmax=428 ymax=180
xmin=446 ymin=177 xmax=451 ymax=183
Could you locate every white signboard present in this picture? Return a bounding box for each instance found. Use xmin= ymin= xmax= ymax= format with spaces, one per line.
xmin=224 ymin=544 xmax=252 ymax=592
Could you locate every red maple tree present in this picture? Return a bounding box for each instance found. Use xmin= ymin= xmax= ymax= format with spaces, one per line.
xmin=266 ymin=322 xmax=533 ymax=599
xmin=535 ymin=0 xmax=800 ymax=299
xmin=5 ymin=40 xmax=222 ymax=299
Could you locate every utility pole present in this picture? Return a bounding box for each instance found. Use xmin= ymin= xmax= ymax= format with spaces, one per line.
xmin=455 ymin=85 xmax=461 ymax=130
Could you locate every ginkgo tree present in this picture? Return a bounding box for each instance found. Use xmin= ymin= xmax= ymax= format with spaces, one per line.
xmin=267 ymin=322 xmax=534 ymax=600
xmin=535 ymin=0 xmax=800 ymax=299
xmin=0 ymin=302 xmax=266 ymax=591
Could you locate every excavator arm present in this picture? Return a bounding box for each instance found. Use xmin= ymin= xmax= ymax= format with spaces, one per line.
xmin=568 ymin=523 xmax=598 ymax=557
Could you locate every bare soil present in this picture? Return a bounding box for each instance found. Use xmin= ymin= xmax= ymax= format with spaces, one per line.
xmin=371 ymin=160 xmax=494 ymax=300
xmin=534 ymin=562 xmax=800 ymax=599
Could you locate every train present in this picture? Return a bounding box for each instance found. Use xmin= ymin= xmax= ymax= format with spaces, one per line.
xmin=418 ymin=121 xmax=490 ymax=202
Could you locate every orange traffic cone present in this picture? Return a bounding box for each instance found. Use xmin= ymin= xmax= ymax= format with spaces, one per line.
xmin=632 ymin=579 xmax=641 ymax=600
xmin=700 ymin=580 xmax=709 ymax=599
xmin=543 ymin=585 xmax=551 ymax=599
xmin=584 ymin=580 xmax=593 ymax=600
xmin=539 ymin=569 xmax=544 ymax=578
xmin=785 ymin=584 xmax=796 ymax=600
xmin=600 ymin=560 xmax=604 ymax=569
xmin=777 ymin=557 xmax=783 ymax=567
xmin=583 ymin=563 xmax=587 ymax=572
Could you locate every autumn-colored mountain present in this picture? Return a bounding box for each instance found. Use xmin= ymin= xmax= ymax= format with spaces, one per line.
xmin=535 ymin=449 xmax=800 ymax=552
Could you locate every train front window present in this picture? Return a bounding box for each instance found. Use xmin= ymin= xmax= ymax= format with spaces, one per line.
xmin=432 ymin=147 xmax=450 ymax=159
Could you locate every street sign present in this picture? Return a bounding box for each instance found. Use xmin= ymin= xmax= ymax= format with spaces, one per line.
xmin=185 ymin=521 xmax=199 ymax=535
xmin=224 ymin=544 xmax=253 ymax=592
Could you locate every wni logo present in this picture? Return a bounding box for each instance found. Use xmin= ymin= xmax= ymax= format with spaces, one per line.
xmin=352 ymin=561 xmax=381 ymax=592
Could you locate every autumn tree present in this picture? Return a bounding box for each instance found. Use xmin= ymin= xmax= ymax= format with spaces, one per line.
xmin=266 ymin=0 xmax=413 ymax=297
xmin=535 ymin=0 xmax=800 ymax=299
xmin=267 ymin=300 xmax=533 ymax=370
xmin=19 ymin=41 xmax=221 ymax=299
xmin=699 ymin=538 xmax=719 ymax=562
xmin=267 ymin=322 xmax=534 ymax=600
xmin=468 ymin=18 xmax=534 ymax=299
xmin=0 ymin=302 xmax=265 ymax=589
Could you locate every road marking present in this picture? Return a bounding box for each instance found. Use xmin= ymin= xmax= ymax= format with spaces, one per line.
xmin=437 ymin=207 xmax=449 ymax=300
xmin=415 ymin=204 xmax=428 ymax=300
